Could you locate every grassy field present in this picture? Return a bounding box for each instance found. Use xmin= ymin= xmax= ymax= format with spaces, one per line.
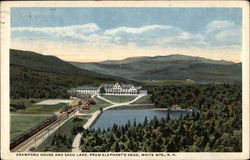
xmin=10 ymin=98 xmax=66 ymax=115
xmin=35 ymin=116 xmax=88 ymax=152
xmin=109 ymin=105 xmax=158 ymax=110
xmin=80 ymin=97 xmax=111 ymax=114
xmin=80 ymin=115 xmax=92 ymax=119
xmin=100 ymin=95 xmax=136 ymax=103
xmin=132 ymin=94 xmax=153 ymax=104
xmin=142 ymin=79 xmax=189 ymax=86
xmin=10 ymin=115 xmax=51 ymax=140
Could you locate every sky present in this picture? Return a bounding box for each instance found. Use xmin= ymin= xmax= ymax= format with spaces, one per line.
xmin=11 ymin=8 xmax=242 ymax=62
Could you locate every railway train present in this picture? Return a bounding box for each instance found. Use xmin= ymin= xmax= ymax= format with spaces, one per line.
xmin=60 ymin=105 xmax=77 ymax=114
xmin=77 ymin=94 xmax=89 ymax=100
xmin=81 ymin=104 xmax=91 ymax=110
xmin=78 ymin=100 xmax=82 ymax=105
xmin=10 ymin=115 xmax=57 ymax=150
xmin=73 ymin=94 xmax=96 ymax=105
xmin=66 ymin=106 xmax=76 ymax=114
xmin=87 ymin=99 xmax=96 ymax=105
xmin=60 ymin=105 xmax=71 ymax=113
xmin=10 ymin=105 xmax=78 ymax=150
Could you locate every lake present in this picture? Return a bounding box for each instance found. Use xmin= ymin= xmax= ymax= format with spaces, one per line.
xmin=92 ymin=109 xmax=195 ymax=130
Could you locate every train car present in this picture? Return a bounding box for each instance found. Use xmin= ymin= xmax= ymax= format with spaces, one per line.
xmin=77 ymin=94 xmax=89 ymax=100
xmin=82 ymin=104 xmax=91 ymax=110
xmin=66 ymin=107 xmax=76 ymax=114
xmin=87 ymin=99 xmax=96 ymax=105
xmin=60 ymin=105 xmax=71 ymax=113
xmin=66 ymin=107 xmax=73 ymax=114
xmin=78 ymin=100 xmax=82 ymax=105
xmin=10 ymin=115 xmax=57 ymax=150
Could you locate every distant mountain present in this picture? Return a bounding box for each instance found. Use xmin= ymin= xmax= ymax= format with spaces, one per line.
xmin=100 ymin=54 xmax=234 ymax=65
xmin=100 ymin=56 xmax=150 ymax=64
xmin=70 ymin=54 xmax=242 ymax=83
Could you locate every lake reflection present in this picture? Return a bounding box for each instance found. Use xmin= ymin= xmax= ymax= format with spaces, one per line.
xmin=92 ymin=109 xmax=194 ymax=130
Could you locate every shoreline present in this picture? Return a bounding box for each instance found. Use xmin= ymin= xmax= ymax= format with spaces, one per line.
xmin=88 ymin=110 xmax=103 ymax=128
xmin=107 ymin=105 xmax=195 ymax=112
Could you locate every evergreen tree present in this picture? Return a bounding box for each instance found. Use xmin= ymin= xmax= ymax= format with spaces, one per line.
xmin=143 ymin=116 xmax=148 ymax=126
xmin=114 ymin=141 xmax=120 ymax=152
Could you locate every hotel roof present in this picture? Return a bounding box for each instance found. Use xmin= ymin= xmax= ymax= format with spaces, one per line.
xmin=121 ymin=84 xmax=134 ymax=89
xmin=77 ymin=85 xmax=100 ymax=90
xmin=102 ymin=84 xmax=115 ymax=88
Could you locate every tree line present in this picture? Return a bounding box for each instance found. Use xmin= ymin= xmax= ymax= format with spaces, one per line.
xmin=10 ymin=102 xmax=26 ymax=112
xmin=79 ymin=83 xmax=242 ymax=152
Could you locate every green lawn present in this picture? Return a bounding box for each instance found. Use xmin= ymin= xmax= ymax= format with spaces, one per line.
xmin=35 ymin=116 xmax=88 ymax=152
xmin=10 ymin=99 xmax=65 ymax=115
xmin=132 ymin=94 xmax=153 ymax=104
xmin=10 ymin=115 xmax=51 ymax=140
xmin=80 ymin=115 xmax=92 ymax=119
xmin=100 ymin=95 xmax=136 ymax=103
xmin=142 ymin=79 xmax=188 ymax=86
xmin=80 ymin=97 xmax=111 ymax=114
xmin=109 ymin=105 xmax=158 ymax=110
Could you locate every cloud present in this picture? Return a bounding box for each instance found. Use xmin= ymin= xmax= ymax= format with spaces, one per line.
xmin=104 ymin=25 xmax=171 ymax=35
xmin=206 ymin=20 xmax=235 ymax=33
xmin=11 ymin=20 xmax=241 ymax=56
xmin=11 ymin=23 xmax=100 ymax=41
xmin=204 ymin=20 xmax=241 ymax=48
xmin=103 ymin=24 xmax=205 ymax=49
xmin=154 ymin=32 xmax=207 ymax=49
xmin=12 ymin=23 xmax=100 ymax=33
xmin=215 ymin=28 xmax=241 ymax=44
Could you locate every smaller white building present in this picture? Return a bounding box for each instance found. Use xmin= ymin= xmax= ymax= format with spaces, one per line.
xmin=70 ymin=85 xmax=101 ymax=95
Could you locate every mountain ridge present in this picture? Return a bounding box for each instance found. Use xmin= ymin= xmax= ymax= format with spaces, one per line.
xmin=70 ymin=54 xmax=241 ymax=83
xmin=98 ymin=54 xmax=236 ymax=65
xmin=10 ymin=49 xmax=134 ymax=83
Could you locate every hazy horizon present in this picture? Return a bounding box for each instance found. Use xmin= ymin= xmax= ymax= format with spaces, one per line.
xmin=10 ymin=48 xmax=241 ymax=64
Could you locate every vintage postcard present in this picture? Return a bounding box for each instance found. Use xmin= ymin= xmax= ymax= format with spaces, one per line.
xmin=1 ymin=1 xmax=249 ymax=160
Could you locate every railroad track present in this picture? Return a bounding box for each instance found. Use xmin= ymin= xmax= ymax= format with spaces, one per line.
xmin=11 ymin=106 xmax=80 ymax=152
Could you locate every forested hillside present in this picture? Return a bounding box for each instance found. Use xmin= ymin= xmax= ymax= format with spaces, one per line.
xmin=10 ymin=49 xmax=133 ymax=81
xmin=71 ymin=54 xmax=242 ymax=83
xmin=79 ymin=84 xmax=242 ymax=152
xmin=10 ymin=65 xmax=117 ymax=99
xmin=10 ymin=49 xmax=133 ymax=99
